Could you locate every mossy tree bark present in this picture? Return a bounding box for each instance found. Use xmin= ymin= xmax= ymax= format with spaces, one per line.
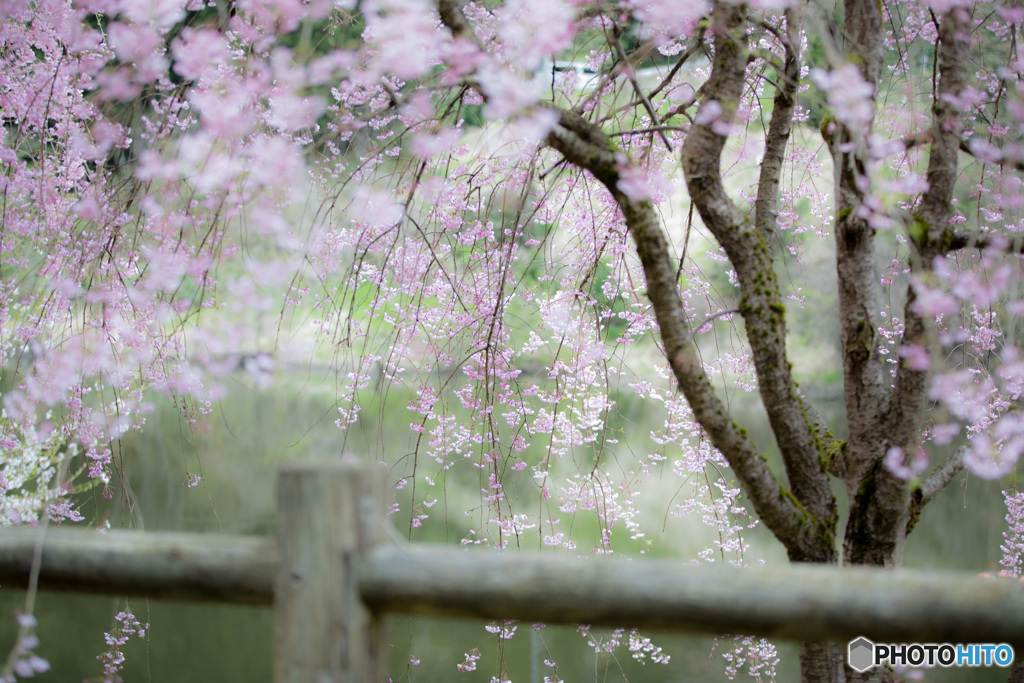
xmin=434 ymin=0 xmax=983 ymax=679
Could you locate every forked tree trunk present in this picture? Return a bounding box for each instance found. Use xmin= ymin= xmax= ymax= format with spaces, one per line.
xmin=428 ymin=0 xmax=978 ymax=677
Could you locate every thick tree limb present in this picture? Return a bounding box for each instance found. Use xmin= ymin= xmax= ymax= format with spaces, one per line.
xmin=883 ymin=11 xmax=970 ymax=549
xmin=908 ymin=445 xmax=965 ymax=535
xmin=546 ymin=110 xmax=823 ymax=560
xmin=921 ymin=449 xmax=966 ymax=503
xmin=905 ymin=134 xmax=1024 ymax=176
xmin=959 ymin=139 xmax=1024 ymax=174
xmin=830 ymin=0 xmax=889 ymax=488
xmin=885 ymin=290 xmax=930 ymax=471
xmin=838 ymin=8 xmax=969 ymax=571
xmin=943 ymin=230 xmax=1024 ymax=253
xmin=755 ymin=6 xmax=802 ymax=242
xmin=919 ymin=11 xmax=969 ymax=258
xmin=436 ymin=0 xmax=471 ymax=40
xmin=682 ymin=3 xmax=836 ymax=554
xmin=434 ymin=0 xmax=830 ymax=563
xmin=845 ymin=293 xmax=928 ymax=567
xmin=831 ymin=0 xmax=906 ymax=568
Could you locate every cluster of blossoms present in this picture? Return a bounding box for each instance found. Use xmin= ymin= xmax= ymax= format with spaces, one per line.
xmin=2 ymin=0 xmax=1024 ymax=678
xmin=716 ymin=635 xmax=780 ymax=682
xmin=1000 ymin=490 xmax=1024 ymax=577
xmin=97 ymin=609 xmax=148 ymax=682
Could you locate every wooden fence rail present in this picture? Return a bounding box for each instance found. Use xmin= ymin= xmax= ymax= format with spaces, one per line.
xmin=0 ymin=529 xmax=274 ymax=604
xmin=1 ymin=461 xmax=1023 ymax=681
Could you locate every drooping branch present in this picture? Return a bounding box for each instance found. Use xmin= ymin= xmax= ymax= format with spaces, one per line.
xmin=648 ymin=34 xmax=707 ymax=101
xmin=610 ymin=30 xmax=673 ymax=151
xmin=681 ymin=3 xmax=836 ymax=554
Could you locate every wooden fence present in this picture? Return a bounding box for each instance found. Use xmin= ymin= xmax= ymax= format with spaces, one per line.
xmin=2 ymin=461 xmax=1024 ymax=681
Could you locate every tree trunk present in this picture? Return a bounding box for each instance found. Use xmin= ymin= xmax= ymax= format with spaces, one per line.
xmin=800 ymin=642 xmax=843 ymax=683
xmin=800 ymin=642 xmax=906 ymax=682
xmin=1007 ymin=657 xmax=1024 ymax=683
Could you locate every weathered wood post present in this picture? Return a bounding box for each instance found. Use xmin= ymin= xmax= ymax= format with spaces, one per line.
xmin=275 ymin=460 xmax=389 ymax=682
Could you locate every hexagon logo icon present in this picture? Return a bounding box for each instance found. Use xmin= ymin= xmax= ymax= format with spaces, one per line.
xmin=848 ymin=637 xmax=875 ymax=673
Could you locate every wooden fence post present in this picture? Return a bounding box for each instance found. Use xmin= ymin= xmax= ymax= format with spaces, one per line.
xmin=274 ymin=460 xmax=389 ymax=683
